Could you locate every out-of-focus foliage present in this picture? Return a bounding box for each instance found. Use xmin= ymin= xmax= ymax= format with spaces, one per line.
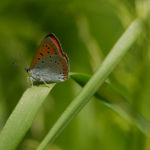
xmin=0 ymin=0 xmax=150 ymax=150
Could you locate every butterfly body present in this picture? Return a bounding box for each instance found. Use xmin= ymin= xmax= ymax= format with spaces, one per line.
xmin=26 ymin=33 xmax=69 ymax=85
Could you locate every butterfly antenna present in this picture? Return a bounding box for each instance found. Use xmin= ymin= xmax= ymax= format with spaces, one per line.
xmin=18 ymin=52 xmax=29 ymax=69
xmin=12 ymin=51 xmax=29 ymax=71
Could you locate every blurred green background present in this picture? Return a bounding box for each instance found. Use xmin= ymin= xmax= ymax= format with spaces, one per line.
xmin=0 ymin=0 xmax=150 ymax=150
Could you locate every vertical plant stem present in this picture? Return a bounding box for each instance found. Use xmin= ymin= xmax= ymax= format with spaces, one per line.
xmin=37 ymin=19 xmax=143 ymax=150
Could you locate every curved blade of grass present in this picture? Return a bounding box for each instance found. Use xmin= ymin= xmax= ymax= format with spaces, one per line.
xmin=0 ymin=84 xmax=55 ymax=150
xmin=70 ymin=72 xmax=150 ymax=136
xmin=37 ymin=19 xmax=143 ymax=150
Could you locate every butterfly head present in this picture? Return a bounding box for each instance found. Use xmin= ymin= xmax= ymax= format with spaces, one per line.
xmin=25 ymin=67 xmax=30 ymax=73
xmin=25 ymin=68 xmax=33 ymax=76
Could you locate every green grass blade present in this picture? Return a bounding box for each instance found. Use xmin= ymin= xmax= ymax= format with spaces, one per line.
xmin=70 ymin=72 xmax=150 ymax=136
xmin=37 ymin=19 xmax=143 ymax=150
xmin=0 ymin=84 xmax=55 ymax=150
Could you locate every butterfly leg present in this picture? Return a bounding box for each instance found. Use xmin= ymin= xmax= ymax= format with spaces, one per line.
xmin=29 ymin=77 xmax=34 ymax=87
xmin=27 ymin=76 xmax=30 ymax=88
xmin=27 ymin=76 xmax=33 ymax=87
xmin=40 ymin=78 xmax=50 ymax=88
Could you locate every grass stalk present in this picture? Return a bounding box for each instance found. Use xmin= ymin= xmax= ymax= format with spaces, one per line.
xmin=0 ymin=84 xmax=55 ymax=150
xmin=37 ymin=19 xmax=143 ymax=150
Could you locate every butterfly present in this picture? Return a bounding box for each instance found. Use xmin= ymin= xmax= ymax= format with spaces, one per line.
xmin=25 ymin=33 xmax=69 ymax=87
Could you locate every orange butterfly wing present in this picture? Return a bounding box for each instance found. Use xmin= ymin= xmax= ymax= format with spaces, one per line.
xmin=30 ymin=33 xmax=69 ymax=80
xmin=48 ymin=34 xmax=69 ymax=79
xmin=48 ymin=34 xmax=69 ymax=63
xmin=30 ymin=39 xmax=57 ymax=69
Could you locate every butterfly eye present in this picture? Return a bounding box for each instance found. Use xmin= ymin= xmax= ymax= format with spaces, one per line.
xmin=25 ymin=68 xmax=30 ymax=72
